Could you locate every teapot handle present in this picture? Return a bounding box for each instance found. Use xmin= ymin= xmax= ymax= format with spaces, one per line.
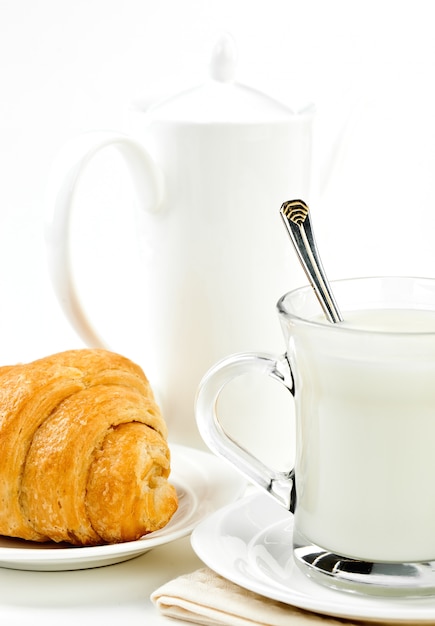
xmin=44 ymin=131 xmax=164 ymax=348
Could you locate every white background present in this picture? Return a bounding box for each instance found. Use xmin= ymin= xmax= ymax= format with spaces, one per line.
xmin=1 ymin=0 xmax=435 ymax=364
xmin=4 ymin=4 xmax=435 ymax=620
xmin=1 ymin=5 xmax=434 ymax=620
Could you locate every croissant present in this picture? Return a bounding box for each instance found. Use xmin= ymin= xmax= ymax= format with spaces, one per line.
xmin=0 ymin=348 xmax=178 ymax=546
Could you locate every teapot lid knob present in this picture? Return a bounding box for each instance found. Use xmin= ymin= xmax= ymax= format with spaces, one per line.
xmin=209 ymin=33 xmax=237 ymax=83
xmin=141 ymin=34 xmax=309 ymax=123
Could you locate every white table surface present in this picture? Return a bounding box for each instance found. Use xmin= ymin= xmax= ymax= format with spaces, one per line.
xmin=0 ymin=535 xmax=204 ymax=625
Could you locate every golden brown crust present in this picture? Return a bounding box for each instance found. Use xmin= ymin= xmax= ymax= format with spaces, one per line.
xmin=87 ymin=423 xmax=178 ymax=543
xmin=0 ymin=349 xmax=177 ymax=545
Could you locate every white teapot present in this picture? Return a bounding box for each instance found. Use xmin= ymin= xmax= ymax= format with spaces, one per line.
xmin=45 ymin=36 xmax=334 ymax=447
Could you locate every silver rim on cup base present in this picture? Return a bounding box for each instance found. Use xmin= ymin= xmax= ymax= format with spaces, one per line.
xmin=294 ymin=531 xmax=435 ymax=597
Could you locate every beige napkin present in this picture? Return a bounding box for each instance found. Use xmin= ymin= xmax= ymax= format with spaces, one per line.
xmin=151 ymin=567 xmax=362 ymax=626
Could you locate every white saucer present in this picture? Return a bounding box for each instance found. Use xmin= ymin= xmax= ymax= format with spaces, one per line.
xmin=191 ymin=492 xmax=435 ymax=623
xmin=0 ymin=444 xmax=245 ymax=572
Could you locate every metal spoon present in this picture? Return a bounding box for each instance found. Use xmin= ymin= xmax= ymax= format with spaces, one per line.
xmin=280 ymin=199 xmax=343 ymax=323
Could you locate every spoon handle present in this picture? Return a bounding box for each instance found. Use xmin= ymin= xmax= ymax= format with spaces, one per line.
xmin=280 ymin=200 xmax=343 ymax=324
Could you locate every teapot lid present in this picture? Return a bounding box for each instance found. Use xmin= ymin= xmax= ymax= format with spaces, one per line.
xmin=146 ymin=34 xmax=304 ymax=124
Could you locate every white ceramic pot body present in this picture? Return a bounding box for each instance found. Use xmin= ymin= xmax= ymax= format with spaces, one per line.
xmin=133 ymin=117 xmax=312 ymax=443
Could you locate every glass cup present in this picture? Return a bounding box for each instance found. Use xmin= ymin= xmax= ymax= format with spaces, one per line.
xmin=195 ymin=276 xmax=435 ymax=595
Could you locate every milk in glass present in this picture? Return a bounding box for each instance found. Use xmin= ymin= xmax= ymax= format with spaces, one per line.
xmin=293 ymin=308 xmax=435 ymax=562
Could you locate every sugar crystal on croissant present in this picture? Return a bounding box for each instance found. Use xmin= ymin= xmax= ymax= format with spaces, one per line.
xmin=0 ymin=349 xmax=178 ymax=545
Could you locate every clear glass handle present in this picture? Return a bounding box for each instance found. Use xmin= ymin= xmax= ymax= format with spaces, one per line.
xmin=195 ymin=351 xmax=296 ymax=510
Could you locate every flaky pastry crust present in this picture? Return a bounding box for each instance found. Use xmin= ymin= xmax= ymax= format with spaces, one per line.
xmin=0 ymin=349 xmax=178 ymax=545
